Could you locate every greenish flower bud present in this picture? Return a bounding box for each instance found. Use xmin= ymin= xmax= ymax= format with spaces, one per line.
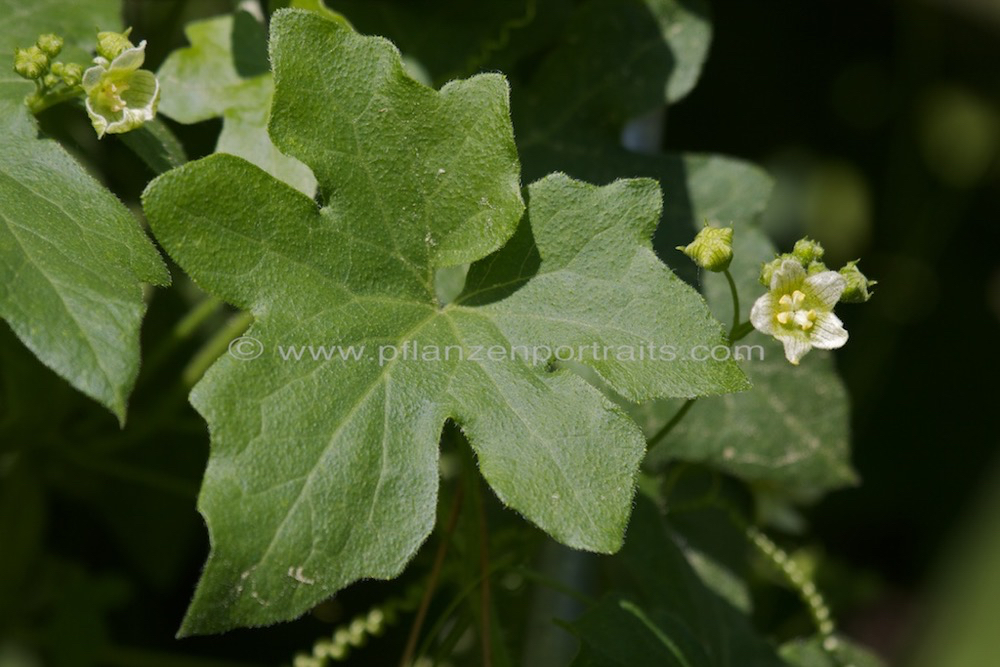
xmin=95 ymin=27 xmax=133 ymax=62
xmin=676 ymin=225 xmax=734 ymax=272
xmin=760 ymin=256 xmax=784 ymax=286
xmin=14 ymin=46 xmax=49 ymax=79
xmin=792 ymin=237 xmax=825 ymax=264
xmin=60 ymin=62 xmax=83 ymax=87
xmin=807 ymin=260 xmax=829 ymax=275
xmin=42 ymin=72 xmax=59 ymax=88
xmin=838 ymin=260 xmax=876 ymax=303
xmin=36 ymin=33 xmax=63 ymax=57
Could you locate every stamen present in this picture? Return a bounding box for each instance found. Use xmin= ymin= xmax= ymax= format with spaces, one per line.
xmin=794 ymin=310 xmax=816 ymax=330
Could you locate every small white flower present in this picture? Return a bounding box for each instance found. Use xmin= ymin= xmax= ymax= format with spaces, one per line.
xmin=82 ymin=40 xmax=160 ymax=138
xmin=750 ymin=258 xmax=848 ymax=365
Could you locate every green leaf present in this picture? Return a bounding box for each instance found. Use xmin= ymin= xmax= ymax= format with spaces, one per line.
xmin=639 ymin=222 xmax=858 ymax=494
xmin=511 ymin=3 xmax=761 ymax=276
xmin=515 ymin=0 xmax=710 ymax=147
xmin=461 ymin=176 xmax=748 ymax=401
xmin=334 ymin=0 xmax=707 ymax=104
xmin=780 ymin=637 xmax=886 ymax=667
xmin=645 ymin=0 xmax=712 ymax=103
xmin=660 ymin=465 xmax=756 ymax=613
xmin=332 ymin=0 xmax=574 ymax=86
xmin=118 ymin=117 xmax=188 ymax=174
xmin=142 ymin=10 xmax=745 ymax=633
xmin=0 ymin=1 xmax=170 ymax=421
xmin=569 ymin=498 xmax=785 ymax=667
xmin=157 ymin=12 xmax=317 ymax=195
xmin=289 ymin=0 xmax=349 ymax=23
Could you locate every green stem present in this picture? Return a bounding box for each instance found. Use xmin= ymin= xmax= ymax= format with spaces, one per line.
xmin=647 ymin=398 xmax=696 ymax=449
xmin=413 ymin=557 xmax=515 ymax=662
xmin=431 ymin=610 xmax=473 ymax=663
xmin=729 ymin=320 xmax=755 ymax=342
xmin=181 ymin=311 xmax=254 ymax=388
xmin=27 ymin=86 xmax=84 ymax=114
xmin=510 ymin=565 xmax=598 ymax=607
xmin=723 ymin=268 xmax=741 ymax=338
xmin=746 ymin=528 xmax=852 ymax=667
xmin=141 ymin=296 xmax=224 ymax=385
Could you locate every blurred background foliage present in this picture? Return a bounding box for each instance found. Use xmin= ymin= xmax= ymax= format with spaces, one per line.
xmin=2 ymin=0 xmax=999 ymax=665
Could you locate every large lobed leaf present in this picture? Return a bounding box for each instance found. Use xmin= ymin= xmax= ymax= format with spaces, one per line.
xmin=500 ymin=0 xmax=856 ymax=494
xmin=0 ymin=0 xmax=169 ymax=421
xmin=157 ymin=12 xmax=317 ymax=195
xmin=143 ymin=10 xmax=745 ymax=633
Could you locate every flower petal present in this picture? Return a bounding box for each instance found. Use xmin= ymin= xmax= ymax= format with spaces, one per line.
xmin=770 ymin=258 xmax=805 ymax=293
xmin=84 ymin=96 xmax=121 ymax=138
xmin=81 ymin=65 xmax=105 ymax=93
xmin=805 ymin=270 xmax=847 ymax=309
xmin=120 ymin=69 xmax=160 ymax=110
xmin=110 ymin=40 xmax=147 ymax=71
xmin=778 ymin=334 xmax=812 ymax=365
xmin=750 ymin=293 xmax=777 ymax=336
xmin=810 ymin=312 xmax=849 ymax=350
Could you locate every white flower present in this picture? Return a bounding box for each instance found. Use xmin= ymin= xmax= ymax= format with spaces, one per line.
xmin=750 ymin=258 xmax=848 ymax=365
xmin=82 ymin=40 xmax=160 ymax=138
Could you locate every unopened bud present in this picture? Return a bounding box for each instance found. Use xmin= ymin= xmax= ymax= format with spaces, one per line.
xmin=838 ymin=260 xmax=876 ymax=303
xmin=36 ymin=33 xmax=63 ymax=57
xmin=677 ymin=225 xmax=734 ymax=272
xmin=60 ymin=63 xmax=83 ymax=87
xmin=14 ymin=46 xmax=49 ymax=79
xmin=96 ymin=27 xmax=133 ymax=61
xmin=792 ymin=237 xmax=825 ymax=264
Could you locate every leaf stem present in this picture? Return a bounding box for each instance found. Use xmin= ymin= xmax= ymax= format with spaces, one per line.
xmin=723 ymin=268 xmax=741 ymax=338
xmin=510 ymin=565 xmax=599 ymax=607
xmin=26 ymin=86 xmax=84 ymax=115
xmin=415 ymin=557 xmax=516 ymax=662
xmin=141 ymin=296 xmax=224 ymax=384
xmin=399 ymin=486 xmax=465 ymax=667
xmin=647 ymin=398 xmax=696 ymax=449
xmin=729 ymin=320 xmax=755 ymax=342
xmin=181 ymin=311 xmax=254 ymax=388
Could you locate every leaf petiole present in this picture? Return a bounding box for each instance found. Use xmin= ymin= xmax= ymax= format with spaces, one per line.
xmin=729 ymin=320 xmax=755 ymax=342
xmin=647 ymin=398 xmax=696 ymax=449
